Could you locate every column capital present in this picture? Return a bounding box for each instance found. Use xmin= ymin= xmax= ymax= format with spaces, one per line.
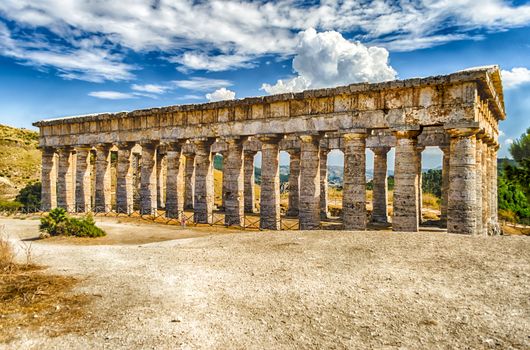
xmin=162 ymin=139 xmax=186 ymax=152
xmin=221 ymin=135 xmax=246 ymax=144
xmin=446 ymin=127 xmax=480 ymax=138
xmin=371 ymin=146 xmax=391 ymax=155
xmin=139 ymin=140 xmax=159 ymax=149
xmin=116 ymin=141 xmax=135 ymax=150
xmin=341 ymin=128 xmax=368 ymax=142
xmin=257 ymin=133 xmax=283 ymax=144
xmin=95 ymin=143 xmax=112 ymax=151
xmin=73 ymin=144 xmax=92 ymax=151
xmin=393 ymin=128 xmax=421 ymax=139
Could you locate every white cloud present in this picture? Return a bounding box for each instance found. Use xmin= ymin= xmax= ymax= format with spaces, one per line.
xmin=501 ymin=67 xmax=530 ymax=89
xmin=88 ymin=91 xmax=137 ymax=100
xmin=505 ymin=138 xmax=514 ymax=145
xmin=205 ymin=88 xmax=236 ymax=102
xmin=1 ymin=0 xmax=530 ymax=78
xmin=262 ymin=28 xmax=396 ymax=94
xmin=131 ymin=84 xmax=167 ymax=94
xmin=172 ymin=77 xmax=232 ymax=91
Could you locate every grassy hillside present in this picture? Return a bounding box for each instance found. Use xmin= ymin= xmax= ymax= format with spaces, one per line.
xmin=0 ymin=124 xmax=41 ymax=200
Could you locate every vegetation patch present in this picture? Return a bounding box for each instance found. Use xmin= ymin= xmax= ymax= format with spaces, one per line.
xmin=40 ymin=208 xmax=106 ymax=238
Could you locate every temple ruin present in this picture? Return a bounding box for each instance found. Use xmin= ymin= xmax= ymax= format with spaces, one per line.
xmin=33 ymin=66 xmax=505 ymax=234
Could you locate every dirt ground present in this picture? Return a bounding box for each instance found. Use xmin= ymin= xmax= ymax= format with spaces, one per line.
xmin=0 ymin=216 xmax=529 ymax=349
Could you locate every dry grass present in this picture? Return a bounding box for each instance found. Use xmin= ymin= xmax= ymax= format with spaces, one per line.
xmin=0 ymin=226 xmax=92 ymax=344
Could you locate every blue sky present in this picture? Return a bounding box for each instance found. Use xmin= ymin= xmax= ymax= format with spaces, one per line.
xmin=1 ymin=0 xmax=530 ymax=169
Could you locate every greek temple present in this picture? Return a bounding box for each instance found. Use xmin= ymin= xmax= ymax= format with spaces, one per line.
xmin=33 ymin=66 xmax=505 ymax=235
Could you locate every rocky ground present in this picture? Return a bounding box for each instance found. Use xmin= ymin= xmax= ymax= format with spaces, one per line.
xmin=1 ymin=217 xmax=529 ymax=349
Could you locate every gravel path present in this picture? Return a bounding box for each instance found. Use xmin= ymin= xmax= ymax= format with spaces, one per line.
xmin=1 ymin=217 xmax=529 ymax=349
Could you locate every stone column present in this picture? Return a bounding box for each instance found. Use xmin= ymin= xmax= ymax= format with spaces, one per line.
xmin=116 ymin=142 xmax=135 ymax=214
xmin=286 ymin=149 xmax=300 ymax=217
xmin=481 ymin=141 xmax=490 ymax=235
xmin=140 ymin=142 xmax=158 ymax=215
xmin=157 ymin=151 xmax=166 ymax=209
xmin=298 ymin=134 xmax=321 ymax=230
xmin=57 ymin=147 xmax=74 ymax=211
xmin=259 ymin=135 xmax=281 ymax=230
xmin=392 ymin=129 xmax=421 ymax=232
xmin=475 ymin=136 xmax=484 ymax=235
xmin=74 ymin=147 xmax=92 ymax=213
xmin=416 ymin=146 xmax=425 ymax=224
xmin=184 ymin=152 xmax=195 ymax=209
xmin=320 ymin=148 xmax=329 ymax=219
xmin=244 ymin=151 xmax=256 ymax=213
xmin=447 ymin=128 xmax=478 ymax=235
xmin=94 ymin=144 xmax=112 ymax=212
xmin=342 ymin=131 xmax=367 ymax=230
xmin=371 ymin=147 xmax=390 ymax=223
xmin=193 ymin=138 xmax=214 ymax=224
xmin=223 ymin=137 xmax=245 ymax=226
xmin=165 ymin=142 xmax=185 ymax=218
xmin=40 ymin=147 xmax=57 ymax=211
xmin=488 ymin=143 xmax=500 ymax=235
xmin=440 ymin=145 xmax=450 ymax=227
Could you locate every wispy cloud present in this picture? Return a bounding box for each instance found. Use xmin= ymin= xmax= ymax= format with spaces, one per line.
xmin=501 ymin=67 xmax=530 ymax=89
xmin=131 ymin=84 xmax=168 ymax=94
xmin=88 ymin=91 xmax=137 ymax=100
xmin=171 ymin=77 xmax=232 ymax=91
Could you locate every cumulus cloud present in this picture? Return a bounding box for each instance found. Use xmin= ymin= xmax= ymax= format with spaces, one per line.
xmin=88 ymin=91 xmax=137 ymax=100
xmin=1 ymin=0 xmax=530 ymax=79
xmin=205 ymin=88 xmax=236 ymax=102
xmin=501 ymin=67 xmax=530 ymax=89
xmin=262 ymin=28 xmax=396 ymax=94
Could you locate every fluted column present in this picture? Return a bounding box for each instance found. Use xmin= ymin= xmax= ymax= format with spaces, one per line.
xmin=165 ymin=142 xmax=185 ymax=218
xmin=57 ymin=147 xmax=74 ymax=211
xmin=286 ymin=149 xmax=300 ymax=217
xmin=259 ymin=135 xmax=281 ymax=230
xmin=193 ymin=138 xmax=214 ymax=224
xmin=393 ymin=129 xmax=421 ymax=232
xmin=157 ymin=151 xmax=166 ymax=209
xmin=475 ymin=136 xmax=484 ymax=235
xmin=320 ymin=148 xmax=329 ymax=219
xmin=223 ymin=137 xmax=245 ymax=226
xmin=481 ymin=141 xmax=489 ymax=235
xmin=416 ymin=146 xmax=425 ymax=224
xmin=447 ymin=127 xmax=478 ymax=235
xmin=488 ymin=143 xmax=500 ymax=235
xmin=75 ymin=146 xmax=91 ymax=213
xmin=40 ymin=147 xmax=57 ymax=211
xmin=440 ymin=145 xmax=450 ymax=227
xmin=342 ymin=131 xmax=367 ymax=230
xmin=184 ymin=152 xmax=195 ymax=209
xmin=299 ymin=134 xmax=321 ymax=230
xmin=140 ymin=142 xmax=158 ymax=215
xmin=94 ymin=144 xmax=112 ymax=212
xmin=371 ymin=147 xmax=390 ymax=223
xmin=116 ymin=142 xmax=135 ymax=214
xmin=244 ymin=151 xmax=256 ymax=213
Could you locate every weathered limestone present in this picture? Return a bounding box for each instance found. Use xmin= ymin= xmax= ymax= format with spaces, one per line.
xmin=116 ymin=142 xmax=135 ymax=214
xmin=259 ymin=135 xmax=281 ymax=230
xmin=156 ymin=152 xmax=166 ymax=209
xmin=94 ymin=144 xmax=112 ymax=212
xmin=342 ymin=131 xmax=367 ymax=230
xmin=299 ymin=134 xmax=321 ymax=230
xmin=371 ymin=147 xmax=390 ymax=223
xmin=243 ymin=151 xmax=256 ymax=213
xmin=223 ymin=138 xmax=245 ymax=226
xmin=183 ymin=152 xmax=195 ymax=209
xmin=481 ymin=141 xmax=490 ymax=235
xmin=416 ymin=146 xmax=425 ymax=224
xmin=320 ymin=148 xmax=329 ymax=219
xmin=193 ymin=138 xmax=215 ymax=224
xmin=488 ymin=143 xmax=501 ymax=235
xmin=57 ymin=147 xmax=74 ymax=211
xmin=286 ymin=149 xmax=300 ymax=217
xmin=475 ymin=137 xmax=484 ymax=235
xmin=40 ymin=147 xmax=57 ymax=211
xmin=447 ymin=128 xmax=478 ymax=235
xmin=140 ymin=142 xmax=158 ymax=215
xmin=165 ymin=142 xmax=185 ymax=218
xmin=75 ymin=147 xmax=92 ymax=212
xmin=393 ymin=130 xmax=421 ymax=232
xmin=440 ymin=146 xmax=450 ymax=227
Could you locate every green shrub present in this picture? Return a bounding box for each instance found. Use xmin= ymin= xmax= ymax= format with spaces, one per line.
xmin=0 ymin=201 xmax=23 ymax=211
xmin=39 ymin=209 xmax=106 ymax=238
xmin=16 ymin=182 xmax=41 ymax=209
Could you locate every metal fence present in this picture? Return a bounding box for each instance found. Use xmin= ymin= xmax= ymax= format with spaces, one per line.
xmin=0 ymin=206 xmax=301 ymax=231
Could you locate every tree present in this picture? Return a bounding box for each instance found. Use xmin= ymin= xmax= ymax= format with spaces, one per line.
xmin=509 ymin=127 xmax=530 ymax=164
xmin=15 ymin=181 xmax=41 ymax=209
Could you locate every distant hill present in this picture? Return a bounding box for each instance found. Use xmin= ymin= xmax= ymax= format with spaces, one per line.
xmin=0 ymin=124 xmax=41 ymax=200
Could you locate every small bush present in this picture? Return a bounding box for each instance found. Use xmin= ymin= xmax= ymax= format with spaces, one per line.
xmin=40 ymin=209 xmax=106 ymax=238
xmin=15 ymin=182 xmax=41 ymax=209
xmin=0 ymin=201 xmax=23 ymax=211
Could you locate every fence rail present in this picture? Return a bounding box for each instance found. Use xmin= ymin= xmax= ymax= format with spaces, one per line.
xmin=0 ymin=206 xmax=301 ymax=231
